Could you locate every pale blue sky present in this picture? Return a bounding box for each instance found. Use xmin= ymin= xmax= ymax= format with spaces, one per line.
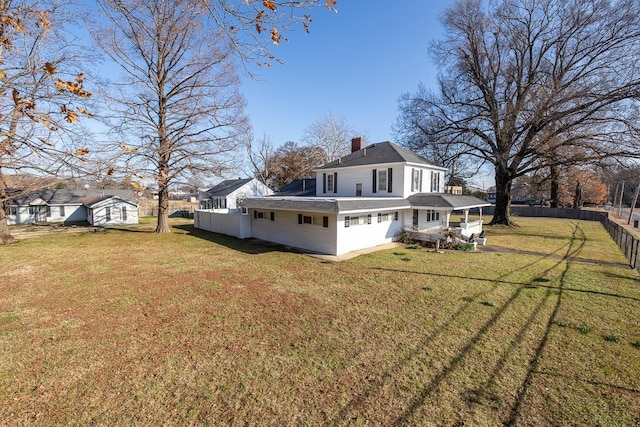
xmin=242 ymin=1 xmax=454 ymax=146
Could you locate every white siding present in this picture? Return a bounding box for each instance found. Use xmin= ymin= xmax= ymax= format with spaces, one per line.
xmin=403 ymin=165 xmax=445 ymax=195
xmin=403 ymin=209 xmax=446 ymax=231
xmin=90 ymin=200 xmax=139 ymax=226
xmin=194 ymin=210 xmax=251 ymax=238
xmin=316 ymin=164 xmax=405 ymax=198
xmin=336 ymin=210 xmax=405 ymax=255
xmin=251 ymin=210 xmax=337 ymax=255
xmin=7 ymin=204 xmax=86 ymax=225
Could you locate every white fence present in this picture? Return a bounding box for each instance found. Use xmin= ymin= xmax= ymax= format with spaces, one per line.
xmin=194 ymin=209 xmax=251 ymax=239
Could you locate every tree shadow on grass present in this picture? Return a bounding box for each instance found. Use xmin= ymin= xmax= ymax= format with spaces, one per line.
xmin=332 ymin=221 xmax=619 ymax=425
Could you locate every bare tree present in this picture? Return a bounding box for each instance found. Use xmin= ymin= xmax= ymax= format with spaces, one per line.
xmin=397 ymin=0 xmax=640 ymax=225
xmin=201 ymin=0 xmax=337 ymax=69
xmin=94 ymin=0 xmax=250 ymax=233
xmin=246 ymin=133 xmax=277 ymax=186
xmin=0 ymin=0 xmax=93 ymax=243
xmin=301 ymin=112 xmax=360 ymax=163
xmin=395 ymin=85 xmax=484 ymax=184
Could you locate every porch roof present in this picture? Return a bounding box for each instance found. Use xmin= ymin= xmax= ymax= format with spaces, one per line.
xmin=408 ymin=193 xmax=490 ymax=210
xmin=240 ymin=197 xmax=410 ymax=213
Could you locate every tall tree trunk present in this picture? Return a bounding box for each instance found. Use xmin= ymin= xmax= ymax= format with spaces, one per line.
xmin=155 ymin=181 xmax=171 ymax=233
xmin=549 ymin=165 xmax=560 ymax=208
xmin=490 ymin=164 xmax=513 ymax=225
xmin=573 ymin=182 xmax=583 ymax=209
xmin=0 ymin=168 xmax=16 ymax=244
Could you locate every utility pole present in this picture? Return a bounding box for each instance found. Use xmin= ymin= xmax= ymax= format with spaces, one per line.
xmin=628 ymin=182 xmax=640 ymax=225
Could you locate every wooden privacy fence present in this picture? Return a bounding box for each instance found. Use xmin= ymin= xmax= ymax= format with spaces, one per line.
xmin=601 ymin=217 xmax=640 ymax=272
xmin=138 ymin=205 xmax=194 ymax=217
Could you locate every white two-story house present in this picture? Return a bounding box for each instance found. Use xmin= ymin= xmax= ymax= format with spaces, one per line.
xmin=196 ymin=138 xmax=489 ymax=256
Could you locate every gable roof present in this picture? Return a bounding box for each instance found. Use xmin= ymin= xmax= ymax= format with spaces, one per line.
xmin=317 ymin=141 xmax=445 ymax=170
xmin=84 ymin=195 xmax=138 ymax=208
xmin=10 ymin=189 xmax=135 ymax=206
xmin=203 ymin=178 xmax=253 ymax=198
xmin=275 ymin=179 xmax=316 ymax=197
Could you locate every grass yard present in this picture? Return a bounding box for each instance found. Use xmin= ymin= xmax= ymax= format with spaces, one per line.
xmin=1 ymin=217 xmax=639 ymax=425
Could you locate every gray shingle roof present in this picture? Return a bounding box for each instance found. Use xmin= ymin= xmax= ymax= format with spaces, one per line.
xmin=274 ymin=179 xmax=316 ymax=197
xmin=84 ymin=195 xmax=138 ymax=208
xmin=241 ymin=194 xmax=488 ymax=213
xmin=408 ymin=193 xmax=490 ymax=210
xmin=317 ymin=141 xmax=444 ymax=170
xmin=10 ymin=189 xmax=135 ymax=205
xmin=241 ymin=197 xmax=411 ymax=213
xmin=203 ymin=178 xmax=253 ymax=197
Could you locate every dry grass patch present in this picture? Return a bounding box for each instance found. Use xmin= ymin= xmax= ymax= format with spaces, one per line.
xmin=1 ymin=217 xmax=639 ymax=425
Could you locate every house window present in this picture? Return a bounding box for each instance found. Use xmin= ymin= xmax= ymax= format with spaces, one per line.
xmin=122 ymin=206 xmax=127 ymax=220
xmin=367 ymin=214 xmax=372 ymax=224
xmin=412 ymin=169 xmax=421 ymax=192
xmin=431 ymin=171 xmax=441 ymax=192
xmin=344 ymin=216 xmax=350 ymax=227
xmin=46 ymin=206 xmax=52 ymax=217
xmin=298 ymin=214 xmax=324 ymax=226
xmin=327 ymin=174 xmax=334 ymax=192
xmin=240 ymin=207 xmax=249 ymax=215
xmin=6 ymin=205 xmax=17 ymax=216
xmin=60 ymin=206 xmax=65 ymax=217
xmin=356 ymin=183 xmax=362 ymax=197
xmin=378 ymin=170 xmax=387 ymax=191
xmin=394 ymin=211 xmax=399 ymax=221
xmin=105 ymin=207 xmax=111 ymax=221
xmin=378 ymin=212 xmax=394 ymax=222
xmin=426 ymin=210 xmax=441 ymax=222
xmin=270 ymin=212 xmax=275 ymax=221
xmin=29 ymin=206 xmax=34 ymax=215
xmin=347 ymin=216 xmax=366 ymax=226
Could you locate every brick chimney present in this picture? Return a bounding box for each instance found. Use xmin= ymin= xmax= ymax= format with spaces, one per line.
xmin=351 ymin=136 xmax=364 ymax=153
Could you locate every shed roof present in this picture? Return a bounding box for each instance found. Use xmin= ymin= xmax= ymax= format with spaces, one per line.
xmin=84 ymin=195 xmax=138 ymax=208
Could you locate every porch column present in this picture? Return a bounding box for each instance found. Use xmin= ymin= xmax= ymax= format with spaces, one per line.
xmin=444 ymin=211 xmax=451 ymax=228
xmin=463 ymin=209 xmax=469 ymax=223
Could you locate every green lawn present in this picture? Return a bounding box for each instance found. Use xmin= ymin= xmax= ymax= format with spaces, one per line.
xmin=1 ymin=217 xmax=639 ymax=425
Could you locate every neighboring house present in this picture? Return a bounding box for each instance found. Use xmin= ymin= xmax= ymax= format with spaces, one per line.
xmin=198 ymin=178 xmax=273 ymax=211
xmin=85 ymin=196 xmax=139 ymax=227
xmin=6 ymin=189 xmax=138 ymax=226
xmin=195 ymin=139 xmax=489 ymax=256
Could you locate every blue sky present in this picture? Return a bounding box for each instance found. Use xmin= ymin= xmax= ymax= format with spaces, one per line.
xmin=242 ymin=1 xmax=454 ymax=146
